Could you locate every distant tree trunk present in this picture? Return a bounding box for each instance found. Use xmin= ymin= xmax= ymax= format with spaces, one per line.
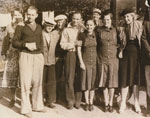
xmin=94 ymin=0 xmax=98 ymax=7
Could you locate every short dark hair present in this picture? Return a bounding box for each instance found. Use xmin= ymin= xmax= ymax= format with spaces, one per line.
xmin=101 ymin=9 xmax=113 ymax=20
xmin=72 ymin=11 xmax=82 ymax=18
xmin=85 ymin=18 xmax=95 ymax=26
xmin=27 ymin=5 xmax=38 ymax=13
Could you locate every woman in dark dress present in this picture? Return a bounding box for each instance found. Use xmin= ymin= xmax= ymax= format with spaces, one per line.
xmin=96 ymin=11 xmax=119 ymax=112
xmin=119 ymin=8 xmax=143 ymax=114
xmin=77 ymin=19 xmax=97 ymax=111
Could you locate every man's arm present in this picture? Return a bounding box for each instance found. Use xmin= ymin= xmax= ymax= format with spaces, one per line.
xmin=12 ymin=25 xmax=25 ymax=49
xmin=60 ymin=28 xmax=75 ymax=50
xmin=39 ymin=31 xmax=44 ymax=54
xmin=141 ymin=21 xmax=150 ymax=55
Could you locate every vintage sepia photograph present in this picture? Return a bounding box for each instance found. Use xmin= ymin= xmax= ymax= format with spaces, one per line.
xmin=0 ymin=0 xmax=149 ymax=118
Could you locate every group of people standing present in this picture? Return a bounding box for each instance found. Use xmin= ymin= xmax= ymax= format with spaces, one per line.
xmin=0 ymin=3 xmax=150 ymax=118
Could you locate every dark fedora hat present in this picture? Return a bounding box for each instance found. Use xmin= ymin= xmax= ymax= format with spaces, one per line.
xmin=120 ymin=7 xmax=136 ymax=16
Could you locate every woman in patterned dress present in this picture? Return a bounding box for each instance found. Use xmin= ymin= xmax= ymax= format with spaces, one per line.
xmin=77 ymin=19 xmax=97 ymax=111
xmin=1 ymin=8 xmax=24 ymax=107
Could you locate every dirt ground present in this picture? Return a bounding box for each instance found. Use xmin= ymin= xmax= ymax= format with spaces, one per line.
xmin=0 ymin=87 xmax=148 ymax=118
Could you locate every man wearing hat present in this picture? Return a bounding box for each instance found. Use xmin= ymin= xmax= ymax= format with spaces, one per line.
xmin=42 ymin=18 xmax=59 ymax=108
xmin=54 ymin=14 xmax=68 ymax=103
xmin=92 ymin=8 xmax=103 ymax=26
xmin=119 ymin=8 xmax=142 ymax=114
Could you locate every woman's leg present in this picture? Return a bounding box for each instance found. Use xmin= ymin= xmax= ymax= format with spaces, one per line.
xmin=108 ymin=88 xmax=115 ymax=106
xmin=89 ymin=90 xmax=95 ymax=105
xmin=119 ymin=86 xmax=129 ymax=113
xmin=9 ymin=88 xmax=16 ymax=107
xmin=84 ymin=90 xmax=89 ymax=104
xmin=89 ymin=90 xmax=95 ymax=111
xmin=108 ymin=88 xmax=115 ymax=112
xmin=133 ymin=85 xmax=141 ymax=113
xmin=103 ymin=88 xmax=109 ymax=106
xmin=84 ymin=90 xmax=89 ymax=111
xmin=103 ymin=88 xmax=109 ymax=112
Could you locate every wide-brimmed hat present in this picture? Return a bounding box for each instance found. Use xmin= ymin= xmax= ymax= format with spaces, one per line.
xmin=43 ymin=18 xmax=56 ymax=26
xmin=92 ymin=8 xmax=101 ymax=14
xmin=120 ymin=8 xmax=136 ymax=16
xmin=55 ymin=15 xmax=67 ymax=21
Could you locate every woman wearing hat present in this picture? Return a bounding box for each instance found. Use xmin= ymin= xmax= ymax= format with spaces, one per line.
xmin=119 ymin=8 xmax=143 ymax=113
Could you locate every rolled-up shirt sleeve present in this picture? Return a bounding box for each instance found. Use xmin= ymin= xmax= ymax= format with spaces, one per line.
xmin=60 ymin=28 xmax=75 ymax=50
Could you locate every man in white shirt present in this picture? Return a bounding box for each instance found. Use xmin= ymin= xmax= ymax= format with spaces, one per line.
xmin=60 ymin=12 xmax=85 ymax=109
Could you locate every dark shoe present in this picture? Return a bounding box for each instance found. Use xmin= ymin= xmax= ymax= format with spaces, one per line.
xmin=74 ymin=104 xmax=81 ymax=109
xmin=104 ymin=105 xmax=109 ymax=112
xmin=109 ymin=106 xmax=113 ymax=113
xmin=146 ymin=114 xmax=150 ymax=117
xmin=89 ymin=104 xmax=94 ymax=111
xmin=9 ymin=100 xmax=15 ymax=108
xmin=85 ymin=104 xmax=89 ymax=111
xmin=146 ymin=112 xmax=150 ymax=117
xmin=66 ymin=104 xmax=73 ymax=110
xmin=23 ymin=113 xmax=32 ymax=118
xmin=48 ymin=103 xmax=56 ymax=108
xmin=33 ymin=109 xmax=46 ymax=113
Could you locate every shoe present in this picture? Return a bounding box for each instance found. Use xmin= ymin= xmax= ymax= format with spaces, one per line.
xmin=48 ymin=103 xmax=56 ymax=108
xmin=23 ymin=113 xmax=32 ymax=118
xmin=89 ymin=104 xmax=94 ymax=111
xmin=33 ymin=109 xmax=46 ymax=113
xmin=74 ymin=105 xmax=81 ymax=109
xmin=66 ymin=104 xmax=73 ymax=110
xmin=134 ymin=104 xmax=141 ymax=114
xmin=109 ymin=106 xmax=113 ymax=113
xmin=119 ymin=103 xmax=126 ymax=114
xmin=9 ymin=100 xmax=15 ymax=108
xmin=85 ymin=104 xmax=89 ymax=111
xmin=104 ymin=105 xmax=109 ymax=112
xmin=146 ymin=113 xmax=150 ymax=117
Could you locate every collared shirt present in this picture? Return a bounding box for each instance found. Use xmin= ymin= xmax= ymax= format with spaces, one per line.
xmin=60 ymin=22 xmax=85 ymax=51
xmin=43 ymin=31 xmax=51 ymax=44
xmin=97 ymin=26 xmax=118 ymax=62
xmin=124 ymin=20 xmax=143 ymax=46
